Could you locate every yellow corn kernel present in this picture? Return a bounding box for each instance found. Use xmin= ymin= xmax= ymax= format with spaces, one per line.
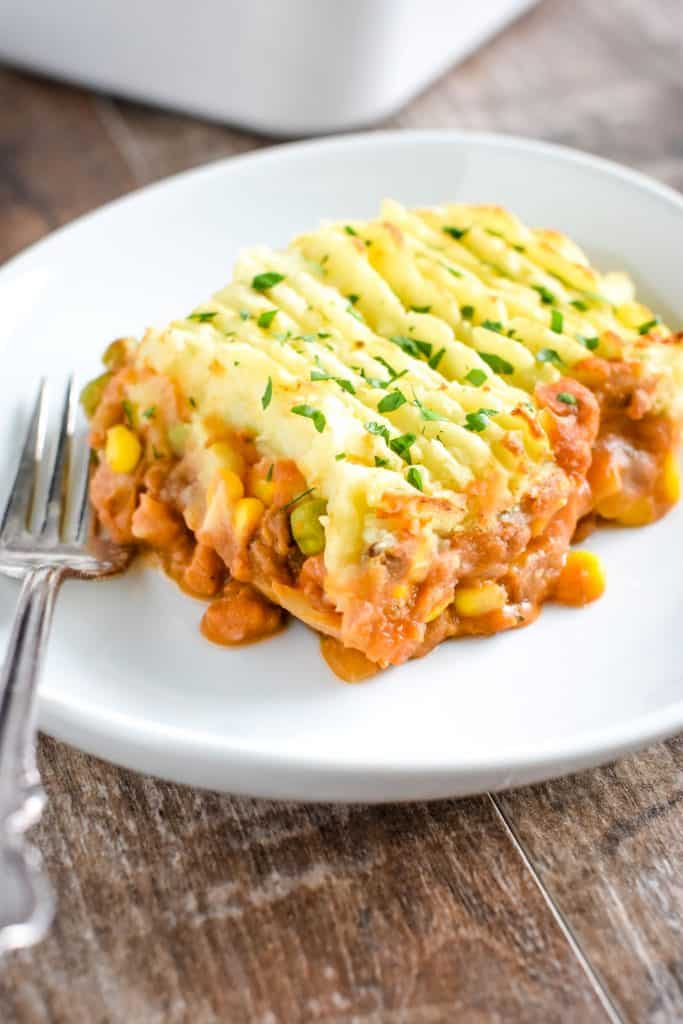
xmin=220 ymin=469 xmax=245 ymax=503
xmin=555 ymin=550 xmax=605 ymax=606
xmin=247 ymin=466 xmax=275 ymax=505
xmin=659 ymin=451 xmax=681 ymax=505
xmin=233 ymin=497 xmax=265 ymax=543
xmin=252 ymin=478 xmax=275 ymax=504
xmin=454 ymin=581 xmax=506 ymax=618
xmin=209 ymin=441 xmax=245 ymax=477
xmin=615 ymin=301 xmax=652 ymax=330
xmin=616 ymin=497 xmax=654 ymax=527
xmin=105 ymin=425 xmax=142 ymax=474
xmin=391 ymin=583 xmax=410 ymax=602
xmin=207 ymin=468 xmax=244 ymax=506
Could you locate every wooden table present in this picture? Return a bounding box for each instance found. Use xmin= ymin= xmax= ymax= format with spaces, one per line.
xmin=1 ymin=1 xmax=682 ymax=1020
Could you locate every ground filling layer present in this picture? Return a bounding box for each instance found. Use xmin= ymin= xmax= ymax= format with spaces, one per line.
xmin=87 ymin=357 xmax=679 ymax=678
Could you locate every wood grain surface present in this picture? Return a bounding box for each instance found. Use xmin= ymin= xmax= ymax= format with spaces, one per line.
xmin=1 ymin=0 xmax=682 ymax=1020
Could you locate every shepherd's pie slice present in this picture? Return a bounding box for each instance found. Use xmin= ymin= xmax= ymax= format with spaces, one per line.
xmin=81 ymin=201 xmax=682 ymax=674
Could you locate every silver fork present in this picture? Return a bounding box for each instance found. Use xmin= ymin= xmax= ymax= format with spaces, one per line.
xmin=0 ymin=378 xmax=130 ymax=955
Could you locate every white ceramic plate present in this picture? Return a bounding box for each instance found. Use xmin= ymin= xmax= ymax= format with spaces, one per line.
xmin=1 ymin=132 xmax=682 ymax=802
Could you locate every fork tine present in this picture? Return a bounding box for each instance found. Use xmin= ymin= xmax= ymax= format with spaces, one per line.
xmin=72 ymin=428 xmax=92 ymax=545
xmin=0 ymin=380 xmax=47 ymax=543
xmin=37 ymin=377 xmax=75 ymax=542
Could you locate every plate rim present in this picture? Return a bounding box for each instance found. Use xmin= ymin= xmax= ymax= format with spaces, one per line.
xmin=3 ymin=128 xmax=683 ymax=799
xmin=3 ymin=128 xmax=683 ymax=282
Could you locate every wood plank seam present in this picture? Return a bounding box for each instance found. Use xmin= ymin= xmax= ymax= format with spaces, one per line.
xmin=489 ymin=793 xmax=625 ymax=1024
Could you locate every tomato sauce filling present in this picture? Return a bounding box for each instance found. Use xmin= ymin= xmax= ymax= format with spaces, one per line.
xmin=574 ymin=355 xmax=680 ymax=527
xmin=87 ymin=357 xmax=679 ymax=679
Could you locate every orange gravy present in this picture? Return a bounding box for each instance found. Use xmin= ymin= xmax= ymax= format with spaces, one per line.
xmin=320 ymin=635 xmax=380 ymax=683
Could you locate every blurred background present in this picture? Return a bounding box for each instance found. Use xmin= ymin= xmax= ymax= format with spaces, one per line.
xmin=1 ymin=0 xmax=681 ymax=267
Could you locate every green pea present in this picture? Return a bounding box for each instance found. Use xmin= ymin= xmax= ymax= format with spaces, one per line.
xmin=102 ymin=338 xmax=128 ymax=369
xmin=79 ymin=372 xmax=112 ymax=418
xmin=167 ymin=423 xmax=189 ymax=456
xmin=290 ymin=498 xmax=327 ymax=555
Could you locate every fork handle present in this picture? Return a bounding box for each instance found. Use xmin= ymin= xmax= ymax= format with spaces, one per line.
xmin=0 ymin=565 xmax=63 ymax=954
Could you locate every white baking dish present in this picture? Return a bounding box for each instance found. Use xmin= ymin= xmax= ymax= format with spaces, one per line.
xmin=0 ymin=0 xmax=537 ymax=136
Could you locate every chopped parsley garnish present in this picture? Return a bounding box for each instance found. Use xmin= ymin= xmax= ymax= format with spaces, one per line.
xmin=188 ymin=396 xmax=197 ymax=409
xmin=443 ymin=225 xmax=468 ymax=240
xmin=445 ymin=265 xmax=462 ymax=278
xmin=365 ymin=421 xmax=391 ymax=444
xmin=239 ymin=310 xmax=251 ymax=321
xmin=638 ymin=318 xmax=660 ymax=335
xmin=374 ymin=456 xmax=390 ymax=468
xmin=266 ymin=464 xmax=274 ymax=481
xmin=311 ymin=358 xmax=356 ymax=395
xmin=485 ymin=228 xmax=505 ymax=239
xmin=347 ymin=293 xmax=360 ymax=305
xmin=406 ymin=467 xmax=424 ymax=491
xmin=536 ymin=347 xmax=564 ymax=366
xmin=318 ymin=331 xmax=331 ymax=339
xmin=428 ymin=348 xmax=446 ymax=371
xmin=378 ymin=390 xmax=407 ymax=413
xmin=577 ymin=334 xmax=599 ymax=351
xmin=389 ymin=432 xmax=417 ymax=463
xmin=478 ymin=351 xmax=514 ymax=375
xmin=513 ymin=244 xmax=526 ymax=253
xmin=344 ymin=225 xmax=358 ymax=236
xmin=414 ymin=398 xmax=447 ymax=422
xmin=335 ymin=452 xmax=347 ymax=461
xmin=390 ymin=335 xmax=432 ymax=359
xmin=361 ymin=370 xmax=388 ymax=389
xmin=292 ymin=404 xmax=326 ymax=432
xmin=551 ymin=309 xmax=564 ymax=334
xmin=257 ymin=308 xmax=278 ymax=329
xmin=465 ymin=368 xmax=487 ymax=387
xmin=532 ymin=284 xmax=556 ymax=305
xmin=188 ymin=310 xmax=217 ymax=323
xmin=464 ymin=408 xmax=498 ymax=432
xmin=347 ymin=305 xmax=365 ymax=322
xmin=121 ymin=399 xmax=134 ymax=426
xmin=297 ymin=333 xmax=316 ymax=343
xmin=481 ymin=320 xmax=505 ymax=334
xmin=410 ymin=304 xmax=432 ymax=314
xmin=374 ymin=355 xmax=407 ymax=381
xmin=252 ymin=271 xmax=285 ymax=292
xmin=142 ymin=406 xmax=156 ymax=419
xmin=283 ymin=486 xmax=316 ymax=510
xmin=261 ymin=376 xmax=273 ymax=410
xmin=570 ymin=299 xmax=589 ymax=312
xmin=557 ymin=391 xmax=578 ymax=406
xmin=461 ymin=305 xmax=475 ymax=320
xmin=310 ymin=363 xmax=331 ymax=382
xmin=274 ymin=331 xmax=291 ymax=343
